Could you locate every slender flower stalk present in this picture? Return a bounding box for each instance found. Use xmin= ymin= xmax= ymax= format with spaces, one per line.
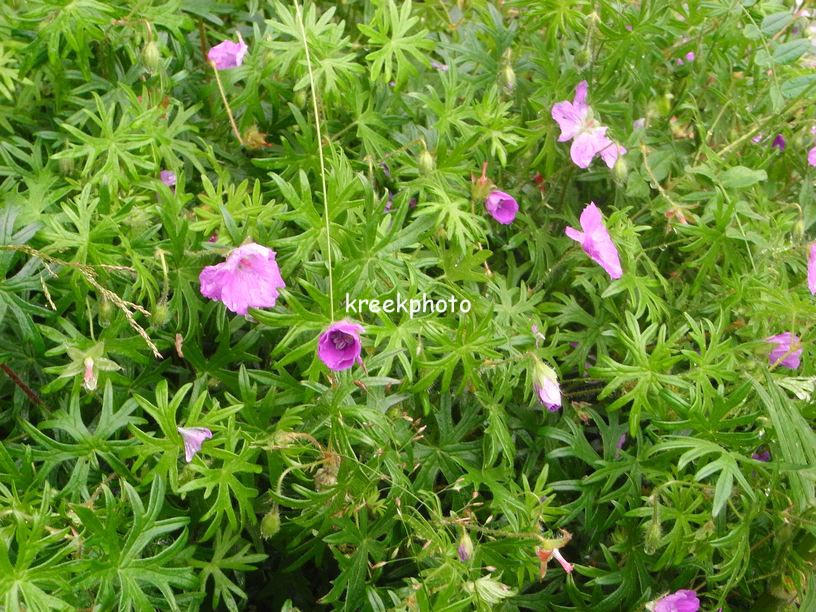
xmin=210 ymin=63 xmax=244 ymax=145
xmin=295 ymin=0 xmax=334 ymax=316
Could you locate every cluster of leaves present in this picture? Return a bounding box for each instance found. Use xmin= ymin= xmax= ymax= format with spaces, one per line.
xmin=0 ymin=0 xmax=815 ymax=610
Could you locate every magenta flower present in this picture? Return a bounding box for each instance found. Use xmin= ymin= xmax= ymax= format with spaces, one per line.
xmin=551 ymin=81 xmax=626 ymax=169
xmin=485 ymin=190 xmax=519 ymax=225
xmin=808 ymin=146 xmax=816 ymax=167
xmin=652 ymin=590 xmax=700 ymax=612
xmin=565 ymin=202 xmax=623 ymax=279
xmin=160 ymin=170 xmax=176 ymax=187
xmin=532 ymin=358 xmax=561 ymax=411
xmin=317 ymin=321 xmax=364 ymax=371
xmin=766 ymin=332 xmax=802 ymax=369
xmin=177 ymin=426 xmax=213 ymax=462
xmin=208 ymin=33 xmax=248 ymax=70
xmin=199 ymin=243 xmax=285 ymax=315
xmin=808 ymin=243 xmax=816 ymax=294
xmin=685 ymin=51 xmax=696 ymax=62
xmin=772 ymin=134 xmax=786 ymax=151
xmin=752 ymin=450 xmax=771 ymax=462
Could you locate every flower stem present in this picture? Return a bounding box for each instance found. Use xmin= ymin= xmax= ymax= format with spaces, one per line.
xmin=294 ymin=0 xmax=334 ymax=317
xmin=210 ymin=62 xmax=244 ymax=146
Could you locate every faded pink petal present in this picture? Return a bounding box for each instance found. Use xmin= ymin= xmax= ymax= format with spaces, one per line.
xmin=83 ymin=357 xmax=97 ymax=391
xmin=654 ymin=589 xmax=700 ymax=612
xmin=570 ymin=129 xmax=608 ymax=168
xmin=808 ymin=146 xmax=816 ymax=167
xmin=766 ymin=332 xmax=802 ymax=369
xmin=177 ymin=426 xmax=213 ymax=462
xmin=551 ymin=100 xmax=585 ymax=142
xmin=566 ymin=202 xmax=622 ymax=279
xmin=600 ymin=140 xmax=626 ymax=168
xmin=199 ymin=243 xmax=285 ymax=315
xmin=551 ymin=548 xmax=573 ymax=573
xmin=485 ymin=190 xmax=519 ymax=224
xmin=208 ymin=33 xmax=248 ymax=70
xmin=317 ymin=321 xmax=364 ymax=371
xmin=809 ymin=243 xmax=816 ymax=295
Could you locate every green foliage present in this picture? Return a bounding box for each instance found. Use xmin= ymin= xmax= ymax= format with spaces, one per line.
xmin=0 ymin=0 xmax=814 ymax=610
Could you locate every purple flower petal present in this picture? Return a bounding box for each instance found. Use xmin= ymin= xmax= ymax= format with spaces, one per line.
xmin=160 ymin=170 xmax=177 ymax=187
xmin=485 ymin=190 xmax=519 ymax=225
xmin=199 ymin=243 xmax=285 ymax=315
xmin=208 ymin=33 xmax=248 ymax=70
xmin=766 ymin=332 xmax=803 ymax=369
xmin=566 ymin=203 xmax=622 ymax=279
xmin=808 ymin=146 xmax=816 ymax=167
xmin=654 ymin=589 xmax=700 ymax=612
xmin=317 ymin=321 xmax=364 ymax=371
xmin=177 ymin=426 xmax=213 ymax=462
xmin=808 ymin=243 xmax=816 ymax=295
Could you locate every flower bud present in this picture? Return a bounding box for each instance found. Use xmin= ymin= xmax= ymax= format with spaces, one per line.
xmin=260 ymin=506 xmax=281 ymax=539
xmin=457 ymin=531 xmax=474 ymax=562
xmin=294 ymin=89 xmax=307 ymax=107
xmin=83 ymin=357 xmax=97 ymax=391
xmin=574 ymin=49 xmax=591 ymax=69
xmin=644 ymin=519 xmax=662 ymax=555
xmin=613 ymin=156 xmax=628 ymax=183
xmin=98 ymin=298 xmax=113 ymax=327
xmin=531 ymin=355 xmax=561 ymax=411
xmin=501 ymin=64 xmax=516 ymax=92
xmin=58 ymin=157 xmax=74 ymax=176
xmin=151 ymin=302 xmax=170 ymax=327
xmin=418 ymin=149 xmax=435 ymax=176
xmin=142 ymin=41 xmax=161 ymax=72
xmin=243 ymin=124 xmax=269 ymax=150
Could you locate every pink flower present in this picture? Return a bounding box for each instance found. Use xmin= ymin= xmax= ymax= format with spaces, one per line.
xmin=208 ymin=33 xmax=248 ymax=70
xmin=485 ymin=190 xmax=519 ymax=225
xmin=551 ymin=81 xmax=626 ymax=169
xmin=160 ymin=170 xmax=176 ymax=187
xmin=199 ymin=243 xmax=285 ymax=315
xmin=565 ymin=202 xmax=622 ymax=279
xmin=766 ymin=332 xmax=802 ymax=369
xmin=532 ymin=358 xmax=561 ymax=411
xmin=177 ymin=426 xmax=213 ymax=462
xmin=808 ymin=146 xmax=816 ymax=167
xmin=685 ymin=51 xmax=696 ymax=62
xmin=536 ymin=548 xmax=573 ymax=574
xmin=653 ymin=589 xmax=700 ymax=612
xmin=752 ymin=449 xmax=771 ymax=462
xmin=83 ymin=357 xmax=97 ymax=391
xmin=808 ymin=243 xmax=816 ymax=294
xmin=317 ymin=321 xmax=364 ymax=371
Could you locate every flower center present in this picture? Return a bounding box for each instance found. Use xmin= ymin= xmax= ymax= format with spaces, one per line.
xmin=331 ymin=331 xmax=354 ymax=350
xmin=238 ymin=257 xmax=252 ymax=269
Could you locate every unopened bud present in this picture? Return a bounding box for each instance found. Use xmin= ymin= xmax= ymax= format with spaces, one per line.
xmin=644 ymin=519 xmax=662 ymax=555
xmin=142 ymin=41 xmax=161 ymax=72
xmin=151 ymin=302 xmax=170 ymax=327
xmin=501 ymin=64 xmax=516 ymax=92
xmin=243 ymin=124 xmax=269 ymax=150
xmin=98 ymin=298 xmax=113 ymax=327
xmin=260 ymin=506 xmax=281 ymax=538
xmin=294 ymin=89 xmax=307 ymax=107
xmin=58 ymin=157 xmax=74 ymax=176
xmin=574 ymin=49 xmax=591 ymax=69
xmin=418 ymin=149 xmax=435 ymax=176
xmin=457 ymin=531 xmax=474 ymax=562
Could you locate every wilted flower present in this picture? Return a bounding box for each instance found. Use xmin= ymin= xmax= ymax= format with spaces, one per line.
xmin=532 ymin=356 xmax=561 ymax=411
xmin=565 ymin=202 xmax=623 ymax=279
xmin=633 ymin=117 xmax=646 ymax=130
xmin=430 ymin=60 xmax=449 ymax=72
xmin=485 ymin=190 xmax=519 ymax=225
xmin=177 ymin=426 xmax=213 ymax=462
xmin=772 ymin=134 xmax=786 ymax=151
xmin=648 ymin=589 xmax=700 ymax=612
xmin=551 ymin=81 xmax=626 ymax=169
xmin=208 ymin=33 xmax=248 ymax=70
xmin=808 ymin=243 xmax=816 ymax=294
xmin=317 ymin=321 xmax=364 ymax=371
xmin=62 ymin=343 xmax=120 ymax=391
xmin=752 ymin=133 xmax=764 ymax=144
xmin=457 ymin=531 xmax=474 ymax=562
xmin=199 ymin=242 xmax=285 ymax=315
xmin=616 ymin=433 xmax=627 ymax=450
xmin=752 ymin=449 xmax=771 ymax=462
xmin=766 ymin=332 xmax=802 ymax=369
xmin=83 ymin=357 xmax=97 ymax=391
xmin=808 ymin=146 xmax=816 ymax=167
xmin=160 ymin=170 xmax=176 ymax=188
xmin=535 ymin=548 xmax=573 ymax=575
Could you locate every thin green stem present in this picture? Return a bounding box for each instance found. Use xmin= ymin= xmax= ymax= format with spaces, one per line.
xmin=210 ymin=62 xmax=244 ymax=146
xmin=294 ymin=0 xmax=334 ymax=317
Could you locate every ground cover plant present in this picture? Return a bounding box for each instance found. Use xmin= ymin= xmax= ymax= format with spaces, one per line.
xmin=0 ymin=0 xmax=815 ymax=610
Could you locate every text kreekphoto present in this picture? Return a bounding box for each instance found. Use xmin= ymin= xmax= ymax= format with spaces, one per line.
xmin=344 ymin=292 xmax=472 ymax=318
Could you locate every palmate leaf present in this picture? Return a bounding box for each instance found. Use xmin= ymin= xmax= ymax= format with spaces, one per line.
xmin=72 ymin=477 xmax=196 ymax=611
xmin=358 ymin=0 xmax=434 ymax=87
xmin=188 ymin=529 xmax=267 ymax=612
